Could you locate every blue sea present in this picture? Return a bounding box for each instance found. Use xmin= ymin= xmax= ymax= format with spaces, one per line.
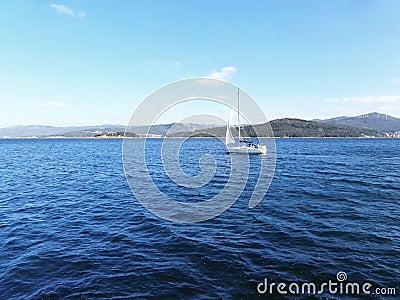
xmin=0 ymin=138 xmax=399 ymax=299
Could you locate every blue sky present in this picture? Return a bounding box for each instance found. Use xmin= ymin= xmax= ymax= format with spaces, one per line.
xmin=1 ymin=1 xmax=400 ymax=126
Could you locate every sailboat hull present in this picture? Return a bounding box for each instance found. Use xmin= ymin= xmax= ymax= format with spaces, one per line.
xmin=227 ymin=145 xmax=267 ymax=155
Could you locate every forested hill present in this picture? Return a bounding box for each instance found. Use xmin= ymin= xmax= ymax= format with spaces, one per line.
xmin=316 ymin=112 xmax=400 ymax=133
xmin=172 ymin=118 xmax=380 ymax=138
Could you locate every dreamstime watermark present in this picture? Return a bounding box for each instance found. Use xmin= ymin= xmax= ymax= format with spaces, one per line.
xmin=122 ymin=78 xmax=276 ymax=223
xmin=257 ymin=271 xmax=397 ymax=296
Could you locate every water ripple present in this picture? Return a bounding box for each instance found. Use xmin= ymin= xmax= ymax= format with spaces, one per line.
xmin=0 ymin=138 xmax=399 ymax=299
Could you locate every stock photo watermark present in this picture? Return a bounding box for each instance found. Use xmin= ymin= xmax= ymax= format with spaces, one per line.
xmin=122 ymin=78 xmax=276 ymax=223
xmin=257 ymin=271 xmax=397 ymax=296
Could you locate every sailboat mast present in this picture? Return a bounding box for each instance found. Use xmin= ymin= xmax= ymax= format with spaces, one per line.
xmin=237 ymin=88 xmax=241 ymax=142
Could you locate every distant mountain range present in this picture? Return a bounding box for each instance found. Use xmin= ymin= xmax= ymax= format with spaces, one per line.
xmin=173 ymin=118 xmax=381 ymax=138
xmin=314 ymin=112 xmax=400 ymax=133
xmin=1 ymin=112 xmax=399 ymax=138
xmin=126 ymin=123 xmax=214 ymax=136
xmin=0 ymin=123 xmax=215 ymax=138
xmin=0 ymin=124 xmax=124 ymax=137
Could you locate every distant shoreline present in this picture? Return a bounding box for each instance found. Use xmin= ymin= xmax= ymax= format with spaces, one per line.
xmin=2 ymin=113 xmax=400 ymax=138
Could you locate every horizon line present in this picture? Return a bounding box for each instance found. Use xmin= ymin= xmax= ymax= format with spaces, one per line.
xmin=0 ymin=112 xmax=397 ymax=129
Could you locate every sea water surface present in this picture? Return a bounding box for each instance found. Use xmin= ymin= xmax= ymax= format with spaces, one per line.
xmin=0 ymin=138 xmax=399 ymax=299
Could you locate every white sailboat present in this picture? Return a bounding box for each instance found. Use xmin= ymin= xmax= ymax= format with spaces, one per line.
xmin=225 ymin=89 xmax=267 ymax=155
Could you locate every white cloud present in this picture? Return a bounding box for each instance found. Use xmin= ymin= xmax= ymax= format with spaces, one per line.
xmin=323 ymin=95 xmax=400 ymax=104
xmin=36 ymin=101 xmax=72 ymax=108
xmin=392 ymin=77 xmax=400 ymax=83
xmin=50 ymin=4 xmax=86 ymax=17
xmin=207 ymin=66 xmax=237 ymax=81
xmin=320 ymin=94 xmax=400 ymax=118
xmin=352 ymin=95 xmax=400 ymax=103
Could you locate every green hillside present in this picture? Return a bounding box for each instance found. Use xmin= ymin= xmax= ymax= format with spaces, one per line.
xmin=172 ymin=118 xmax=380 ymax=138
